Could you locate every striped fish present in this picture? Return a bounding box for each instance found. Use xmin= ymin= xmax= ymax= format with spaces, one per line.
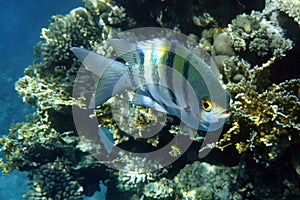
xmin=71 ymin=38 xmax=230 ymax=131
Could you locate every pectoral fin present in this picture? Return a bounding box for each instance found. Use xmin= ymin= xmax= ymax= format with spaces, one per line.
xmin=131 ymin=92 xmax=168 ymax=113
xmin=107 ymin=39 xmax=140 ymax=65
xmin=98 ymin=126 xmax=115 ymax=154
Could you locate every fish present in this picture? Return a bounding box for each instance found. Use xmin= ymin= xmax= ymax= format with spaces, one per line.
xmin=71 ymin=38 xmax=230 ymax=132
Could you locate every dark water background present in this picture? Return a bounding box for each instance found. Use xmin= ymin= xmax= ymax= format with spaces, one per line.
xmin=0 ymin=1 xmax=84 ymax=199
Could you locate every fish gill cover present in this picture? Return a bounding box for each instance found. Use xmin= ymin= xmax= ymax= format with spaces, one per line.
xmin=0 ymin=0 xmax=300 ymax=199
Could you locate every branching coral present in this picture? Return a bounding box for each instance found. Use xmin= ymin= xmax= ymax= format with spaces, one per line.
xmin=212 ymin=56 xmax=300 ymax=163
xmin=36 ymin=7 xmax=101 ymax=68
xmin=0 ymin=112 xmax=68 ymax=171
xmin=264 ymin=0 xmax=300 ymax=26
xmin=116 ymin=153 xmax=160 ymax=192
xmin=202 ymin=2 xmax=300 ymax=164
xmin=16 ymin=64 xmax=78 ymax=112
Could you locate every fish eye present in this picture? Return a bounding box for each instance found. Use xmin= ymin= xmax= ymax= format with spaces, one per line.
xmin=201 ymin=99 xmax=212 ymax=112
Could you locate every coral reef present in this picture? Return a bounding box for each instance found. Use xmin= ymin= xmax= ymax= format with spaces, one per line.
xmin=210 ymin=10 xmax=293 ymax=67
xmin=219 ymin=68 xmax=300 ymax=163
xmin=0 ymin=0 xmax=133 ymax=198
xmin=143 ymin=178 xmax=174 ymax=199
xmin=36 ymin=7 xmax=100 ymax=68
xmin=24 ymin=158 xmax=83 ymax=200
xmin=173 ymin=162 xmax=240 ymax=200
xmin=0 ymin=0 xmax=299 ymax=199
xmin=120 ymin=161 xmax=240 ymax=200
xmin=229 ymin=11 xmax=293 ymax=60
xmin=264 ymin=0 xmax=300 ymax=26
xmin=0 ymin=113 xmax=70 ymax=171
xmin=201 ymin=1 xmax=300 ymax=165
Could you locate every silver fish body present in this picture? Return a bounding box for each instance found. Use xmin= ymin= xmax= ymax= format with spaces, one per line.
xmin=71 ymin=38 xmax=230 ymax=131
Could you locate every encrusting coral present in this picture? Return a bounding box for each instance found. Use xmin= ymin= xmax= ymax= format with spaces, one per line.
xmin=0 ymin=0 xmax=299 ymax=199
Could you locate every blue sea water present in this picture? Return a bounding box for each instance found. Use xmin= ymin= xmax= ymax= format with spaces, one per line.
xmin=0 ymin=1 xmax=107 ymax=199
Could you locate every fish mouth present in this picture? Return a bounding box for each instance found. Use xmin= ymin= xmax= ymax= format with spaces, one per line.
xmin=220 ymin=109 xmax=231 ymax=119
xmin=198 ymin=107 xmax=231 ymax=131
xmin=201 ymin=109 xmax=231 ymax=131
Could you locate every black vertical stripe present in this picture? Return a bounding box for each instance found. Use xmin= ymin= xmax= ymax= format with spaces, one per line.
xmin=183 ymin=53 xmax=192 ymax=79
xmin=166 ymin=44 xmax=176 ymax=68
xmin=138 ymin=46 xmax=145 ymax=64
xmin=182 ymin=53 xmax=193 ymax=105
xmin=137 ymin=47 xmax=145 ymax=87
xmin=166 ymin=42 xmax=177 ymax=104
xmin=132 ymin=44 xmax=137 ymax=64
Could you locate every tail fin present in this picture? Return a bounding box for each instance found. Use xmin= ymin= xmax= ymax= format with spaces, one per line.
xmin=71 ymin=47 xmax=130 ymax=106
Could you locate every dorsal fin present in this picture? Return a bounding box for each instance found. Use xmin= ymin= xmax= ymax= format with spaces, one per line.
xmin=107 ymin=38 xmax=173 ymax=65
xmin=107 ymin=38 xmax=223 ymax=83
xmin=107 ymin=39 xmax=140 ymax=65
xmin=192 ymin=45 xmax=223 ymax=81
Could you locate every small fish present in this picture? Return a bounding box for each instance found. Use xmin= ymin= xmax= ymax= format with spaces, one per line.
xmin=71 ymin=38 xmax=230 ymax=132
